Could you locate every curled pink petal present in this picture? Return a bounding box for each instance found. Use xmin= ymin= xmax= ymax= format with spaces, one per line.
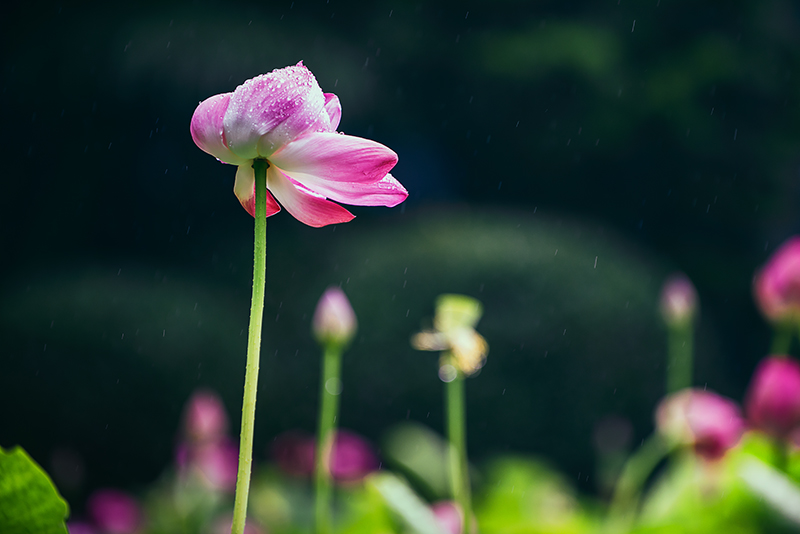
xmin=234 ymin=163 xmax=282 ymax=218
xmin=223 ymin=62 xmax=329 ymax=160
xmin=190 ymin=93 xmax=247 ymax=165
xmin=324 ymin=93 xmax=342 ymax=131
xmin=267 ymin=166 xmax=355 ymax=227
xmin=289 ymin=172 xmax=408 ymax=208
xmin=269 ymin=132 xmax=398 ymax=185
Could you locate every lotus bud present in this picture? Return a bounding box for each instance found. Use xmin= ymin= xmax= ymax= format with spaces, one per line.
xmin=659 ymin=273 xmax=698 ymax=327
xmin=313 ymin=286 xmax=357 ymax=347
xmin=182 ymin=389 xmax=229 ymax=444
xmin=754 ymin=237 xmax=800 ymax=324
xmin=656 ymin=389 xmax=744 ymax=460
xmin=745 ymin=356 xmax=800 ymax=439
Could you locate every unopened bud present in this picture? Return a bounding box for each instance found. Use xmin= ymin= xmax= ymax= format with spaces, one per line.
xmin=745 ymin=355 xmax=800 ymax=439
xmin=313 ymin=287 xmax=357 ymax=347
xmin=183 ymin=389 xmax=229 ymax=444
xmin=659 ymin=273 xmax=698 ymax=327
xmin=656 ymin=388 xmax=744 ymax=460
xmin=754 ymin=237 xmax=800 ymax=324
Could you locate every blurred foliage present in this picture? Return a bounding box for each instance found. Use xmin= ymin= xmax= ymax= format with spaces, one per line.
xmin=0 ymin=208 xmax=680 ymax=502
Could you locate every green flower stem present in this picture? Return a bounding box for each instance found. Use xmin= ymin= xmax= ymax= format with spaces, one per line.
xmin=231 ymin=158 xmax=269 ymax=534
xmin=445 ymin=365 xmax=472 ymax=531
xmin=666 ymin=322 xmax=693 ymax=394
xmin=315 ymin=343 xmax=344 ymax=534
xmin=772 ymin=325 xmax=793 ymax=355
xmin=607 ymin=434 xmax=671 ymax=530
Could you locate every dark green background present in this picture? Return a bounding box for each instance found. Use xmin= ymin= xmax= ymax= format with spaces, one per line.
xmin=1 ymin=0 xmax=797 ymax=512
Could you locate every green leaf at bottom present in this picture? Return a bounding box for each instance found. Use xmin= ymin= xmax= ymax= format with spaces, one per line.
xmin=0 ymin=446 xmax=69 ymax=534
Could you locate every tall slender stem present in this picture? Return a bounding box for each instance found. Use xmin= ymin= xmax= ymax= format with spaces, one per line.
xmin=771 ymin=324 xmax=792 ymax=355
xmin=315 ymin=344 xmax=344 ymax=534
xmin=445 ymin=367 xmax=471 ymax=531
xmin=607 ymin=434 xmax=670 ymax=531
xmin=666 ymin=322 xmax=693 ymax=393
xmin=231 ymin=158 xmax=269 ymax=534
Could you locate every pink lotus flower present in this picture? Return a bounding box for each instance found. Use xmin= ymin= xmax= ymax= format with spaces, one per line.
xmin=754 ymin=237 xmax=800 ymax=323
xmin=190 ymin=62 xmax=407 ymax=227
xmin=656 ymin=389 xmax=745 ymax=460
xmin=745 ymin=356 xmax=800 ymax=439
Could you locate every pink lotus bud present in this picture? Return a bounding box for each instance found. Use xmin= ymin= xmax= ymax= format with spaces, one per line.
xmin=656 ymin=389 xmax=744 ymax=460
xmin=87 ymin=489 xmax=142 ymax=534
xmin=431 ymin=501 xmax=463 ymax=534
xmin=659 ymin=273 xmax=698 ymax=326
xmin=329 ymin=430 xmax=380 ymax=482
xmin=313 ymin=287 xmax=357 ymax=347
xmin=754 ymin=237 xmax=800 ymax=323
xmin=182 ymin=390 xmax=229 ymax=444
xmin=745 ymin=356 xmax=800 ymax=439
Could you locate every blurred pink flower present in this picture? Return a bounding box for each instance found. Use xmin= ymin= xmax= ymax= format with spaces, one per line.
xmin=211 ymin=515 xmax=264 ymax=534
xmin=192 ymin=438 xmax=240 ymax=492
xmin=87 ymin=489 xmax=142 ymax=534
xmin=431 ymin=501 xmax=463 ymax=534
xmin=66 ymin=521 xmax=97 ymax=534
xmin=191 ymin=61 xmax=407 ymax=227
xmin=656 ymin=389 xmax=745 ymax=460
xmin=182 ymin=389 xmax=229 ymax=444
xmin=272 ymin=430 xmax=316 ymax=476
xmin=745 ymin=356 xmax=800 ymax=439
xmin=329 ymin=430 xmax=380 ymax=482
xmin=272 ymin=429 xmax=378 ymax=481
xmin=659 ymin=273 xmax=698 ymax=326
xmin=313 ymin=286 xmax=357 ymax=347
xmin=175 ymin=390 xmax=238 ymax=492
xmin=754 ymin=237 xmax=800 ymax=323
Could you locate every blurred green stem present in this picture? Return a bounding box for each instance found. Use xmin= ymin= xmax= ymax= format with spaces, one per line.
xmin=607 ymin=434 xmax=670 ymax=531
xmin=666 ymin=322 xmax=693 ymax=394
xmin=231 ymin=158 xmax=269 ymax=534
xmin=771 ymin=325 xmax=792 ymax=355
xmin=445 ymin=364 xmax=472 ymax=531
xmin=315 ymin=343 xmax=344 ymax=534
